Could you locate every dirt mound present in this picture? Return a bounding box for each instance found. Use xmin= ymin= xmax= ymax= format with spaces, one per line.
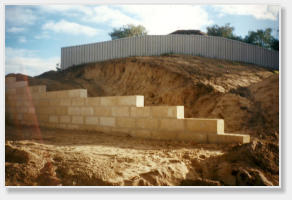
xmin=181 ymin=140 xmax=278 ymax=186
xmin=226 ymin=140 xmax=279 ymax=174
xmin=214 ymin=140 xmax=278 ymax=186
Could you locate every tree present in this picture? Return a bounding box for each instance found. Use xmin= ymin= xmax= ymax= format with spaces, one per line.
xmin=56 ymin=63 xmax=61 ymax=72
xmin=207 ymin=23 xmax=279 ymax=51
xmin=244 ymin=28 xmax=274 ymax=49
xmin=206 ymin=23 xmax=235 ymax=39
xmin=109 ymin=24 xmax=148 ymax=40
xmin=270 ymin=38 xmax=279 ymax=51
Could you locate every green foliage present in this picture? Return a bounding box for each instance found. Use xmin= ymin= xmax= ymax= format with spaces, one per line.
xmin=56 ymin=63 xmax=61 ymax=72
xmin=207 ymin=23 xmax=279 ymax=51
xmin=207 ymin=23 xmax=235 ymax=39
xmin=244 ymin=28 xmax=273 ymax=49
xmin=270 ymin=38 xmax=279 ymax=51
xmin=109 ymin=24 xmax=148 ymax=40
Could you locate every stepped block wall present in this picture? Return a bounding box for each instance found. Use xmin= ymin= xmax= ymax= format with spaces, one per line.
xmin=5 ymin=77 xmax=250 ymax=144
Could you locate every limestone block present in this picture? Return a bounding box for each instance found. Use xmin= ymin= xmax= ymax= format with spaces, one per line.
xmin=16 ymin=94 xmax=31 ymax=101
xmin=6 ymin=107 xmax=17 ymax=114
xmin=136 ymin=96 xmax=144 ymax=107
xmin=5 ymin=89 xmax=16 ymax=95
xmin=16 ymin=114 xmax=23 ymax=120
xmin=67 ymin=124 xmax=80 ymax=130
xmin=7 ymin=96 xmax=17 ymax=102
xmin=112 ymin=107 xmax=130 ymax=117
xmin=68 ymin=89 xmax=87 ymax=98
xmin=100 ymin=95 xmax=144 ymax=107
xmin=50 ymin=98 xmax=60 ymax=106
xmin=27 ymin=113 xmax=37 ymax=122
xmin=100 ymin=117 xmax=116 ymax=127
xmin=151 ymin=106 xmax=184 ymax=119
xmin=38 ymin=115 xmax=49 ymax=122
xmin=55 ymin=106 xmax=68 ymax=115
xmin=72 ymin=116 xmax=83 ymax=124
xmin=50 ymin=107 xmax=59 ymax=115
xmin=60 ymin=115 xmax=71 ymax=124
xmin=32 ymin=100 xmax=41 ymax=108
xmin=117 ymin=118 xmax=135 ymax=128
xmin=46 ymin=91 xmax=59 ymax=98
xmin=39 ymin=99 xmax=50 ymax=106
xmin=5 ymin=77 xmax=16 ymax=84
xmin=19 ymin=107 xmax=28 ymax=113
xmin=100 ymin=97 xmax=118 ymax=106
xmin=31 ymin=93 xmax=47 ymax=100
xmin=177 ymin=132 xmax=208 ymax=143
xmin=31 ymin=98 xmax=40 ymax=106
xmin=159 ymin=119 xmax=184 ymax=132
xmin=5 ymin=96 xmax=15 ymax=104
xmin=8 ymin=107 xmax=18 ymax=114
xmin=16 ymin=87 xmax=28 ymax=95
xmin=15 ymin=81 xmax=28 ymax=88
xmin=85 ymin=116 xmax=99 ymax=125
xmin=6 ymin=99 xmax=16 ymax=107
xmin=38 ymin=122 xmax=48 ymax=127
xmin=47 ymin=89 xmax=87 ymax=99
xmin=24 ymin=101 xmax=33 ymax=107
xmin=117 ymin=96 xmax=144 ymax=107
xmin=59 ymin=98 xmax=71 ymax=106
xmin=49 ymin=115 xmax=58 ymax=123
xmin=94 ymin=107 xmax=112 ymax=116
xmin=130 ymin=107 xmax=151 ymax=118
xmin=71 ymin=98 xmax=85 ymax=106
xmin=86 ymin=97 xmax=101 ymax=106
xmin=80 ymin=107 xmax=94 ymax=115
xmin=185 ymin=118 xmax=224 ymax=134
xmin=36 ymin=106 xmax=46 ymax=114
xmin=58 ymin=124 xmax=67 ymax=129
xmin=49 ymin=123 xmax=59 ymax=128
xmin=28 ymin=85 xmax=46 ymax=94
xmin=136 ymin=118 xmax=158 ymax=130
xmin=22 ymin=120 xmax=32 ymax=126
xmin=68 ymin=107 xmax=81 ymax=115
xmin=27 ymin=107 xmax=36 ymax=114
xmin=5 ymin=84 xmax=16 ymax=90
xmin=208 ymin=133 xmax=250 ymax=144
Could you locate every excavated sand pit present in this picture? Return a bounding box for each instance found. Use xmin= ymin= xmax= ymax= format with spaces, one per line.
xmin=5 ymin=55 xmax=279 ymax=186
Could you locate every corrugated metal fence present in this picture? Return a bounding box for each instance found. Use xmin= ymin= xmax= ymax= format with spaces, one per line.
xmin=61 ymin=35 xmax=279 ymax=70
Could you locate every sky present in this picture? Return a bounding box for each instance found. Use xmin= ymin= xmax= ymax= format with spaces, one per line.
xmin=5 ymin=4 xmax=280 ymax=76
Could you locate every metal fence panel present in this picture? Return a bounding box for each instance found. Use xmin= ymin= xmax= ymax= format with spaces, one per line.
xmin=61 ymin=35 xmax=279 ymax=70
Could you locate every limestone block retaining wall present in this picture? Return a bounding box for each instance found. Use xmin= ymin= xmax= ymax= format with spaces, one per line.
xmin=5 ymin=77 xmax=250 ymax=144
